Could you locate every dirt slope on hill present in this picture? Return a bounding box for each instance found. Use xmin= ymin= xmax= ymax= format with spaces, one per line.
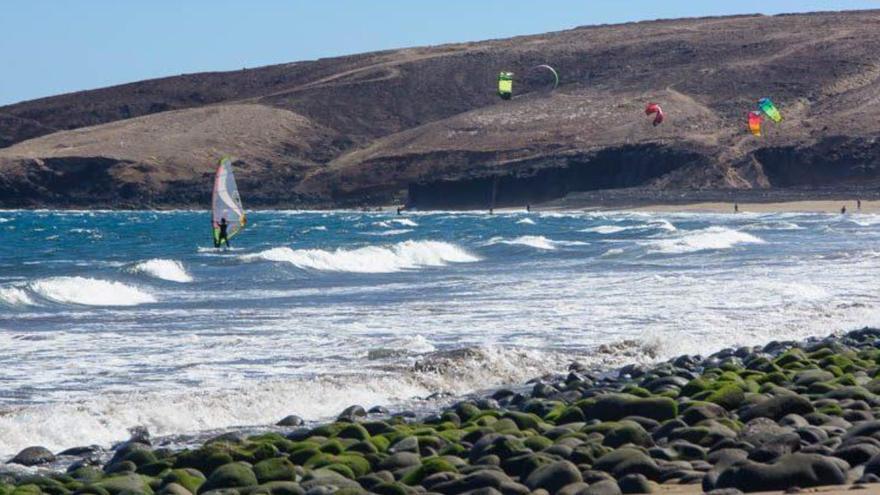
xmin=1 ymin=10 xmax=880 ymax=208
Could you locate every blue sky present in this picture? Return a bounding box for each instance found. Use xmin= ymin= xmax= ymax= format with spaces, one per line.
xmin=1 ymin=1 xmax=877 ymax=105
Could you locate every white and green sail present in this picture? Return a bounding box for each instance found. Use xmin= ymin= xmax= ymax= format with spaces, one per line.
xmin=212 ymin=156 xmax=246 ymax=246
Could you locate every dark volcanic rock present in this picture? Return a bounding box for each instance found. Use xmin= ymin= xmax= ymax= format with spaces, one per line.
xmin=8 ymin=446 xmax=56 ymax=466
xmin=715 ymin=454 xmax=847 ymax=492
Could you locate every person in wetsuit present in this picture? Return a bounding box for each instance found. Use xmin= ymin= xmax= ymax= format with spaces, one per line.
xmin=217 ymin=217 xmax=230 ymax=248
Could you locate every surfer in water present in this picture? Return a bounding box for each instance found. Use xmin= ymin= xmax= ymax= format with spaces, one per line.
xmin=216 ymin=217 xmax=231 ymax=248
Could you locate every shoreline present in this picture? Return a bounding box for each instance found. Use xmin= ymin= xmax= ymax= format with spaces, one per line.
xmin=7 ymin=328 xmax=880 ymax=494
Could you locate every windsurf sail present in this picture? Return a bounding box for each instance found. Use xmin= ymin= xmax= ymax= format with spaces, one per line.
xmin=212 ymin=156 xmax=246 ymax=246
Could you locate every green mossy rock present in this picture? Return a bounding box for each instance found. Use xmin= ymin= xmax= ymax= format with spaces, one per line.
xmin=162 ymin=469 xmax=206 ymax=494
xmin=583 ymin=421 xmax=652 ymax=448
xmin=401 ymin=458 xmax=459 ymax=485
xmin=706 ymin=385 xmax=746 ymax=410
xmin=346 ymin=441 xmax=378 ymax=455
xmin=13 ymin=478 xmax=66 ymax=495
xmin=501 ymin=412 xmax=541 ymax=431
xmin=253 ymin=458 xmax=297 ymax=483
xmin=555 ymin=407 xmax=586 ymax=425
xmin=96 ymin=474 xmax=155 ymax=495
xmin=12 ymin=485 xmax=43 ymax=495
xmin=371 ymin=482 xmax=408 ymax=495
xmin=335 ymin=424 xmax=370 ymax=442
xmin=157 ymin=483 xmax=193 ymax=495
xmin=318 ymin=440 xmax=344 ymax=455
xmin=524 ymin=436 xmax=553 ymax=451
xmin=175 ymin=448 xmax=235 ymax=476
xmin=199 ymin=463 xmax=258 ymax=494
xmin=580 ymin=394 xmax=678 ymax=422
xmin=252 ymin=482 xmax=304 ymax=495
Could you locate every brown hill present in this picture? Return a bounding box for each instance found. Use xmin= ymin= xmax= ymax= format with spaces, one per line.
xmin=1 ymin=10 xmax=880 ymax=208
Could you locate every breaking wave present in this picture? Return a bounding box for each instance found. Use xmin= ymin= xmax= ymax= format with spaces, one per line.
xmin=582 ymin=225 xmax=629 ymax=234
xmin=0 ymin=287 xmax=36 ymax=307
xmin=647 ymin=227 xmax=766 ymax=254
xmin=0 ymin=345 xmax=569 ymax=458
xmin=28 ymin=277 xmax=156 ymax=306
xmin=130 ymin=259 xmax=193 ymax=283
xmin=241 ymin=240 xmax=479 ymax=273
xmin=516 ymin=218 xmax=536 ymax=225
xmin=485 ymin=236 xmax=587 ymax=251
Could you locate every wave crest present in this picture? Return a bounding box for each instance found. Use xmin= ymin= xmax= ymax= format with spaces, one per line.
xmin=130 ymin=259 xmax=193 ymax=283
xmin=647 ymin=227 xmax=765 ymax=254
xmin=0 ymin=287 xmax=37 ymax=307
xmin=241 ymin=240 xmax=479 ymax=273
xmin=29 ymin=277 xmax=156 ymax=306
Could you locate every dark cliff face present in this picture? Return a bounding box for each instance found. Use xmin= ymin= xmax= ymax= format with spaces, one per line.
xmin=2 ymin=10 xmax=880 ymax=209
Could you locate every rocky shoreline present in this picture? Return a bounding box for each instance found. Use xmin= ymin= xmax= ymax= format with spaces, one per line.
xmin=9 ymin=328 xmax=880 ymax=494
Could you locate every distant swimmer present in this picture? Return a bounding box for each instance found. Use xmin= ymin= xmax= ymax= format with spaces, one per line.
xmin=396 ymin=207 xmax=402 ymax=215
xmin=526 ymin=204 xmax=531 ymax=213
xmin=858 ymin=199 xmax=862 ymax=210
xmin=841 ymin=205 xmax=847 ymax=215
xmin=734 ymin=203 xmax=739 ymax=214
xmin=216 ymin=217 xmax=230 ymax=248
xmin=489 ymin=208 xmax=494 ymax=215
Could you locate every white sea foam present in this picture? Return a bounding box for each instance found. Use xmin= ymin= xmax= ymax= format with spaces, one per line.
xmin=516 ymin=218 xmax=536 ymax=225
xmin=582 ymin=225 xmax=628 ymax=234
xmin=647 ymin=227 xmax=765 ymax=254
xmin=0 ymin=287 xmax=36 ymax=307
xmin=0 ymin=345 xmax=565 ymax=458
xmin=486 ymin=235 xmax=586 ymax=251
xmin=392 ymin=218 xmax=418 ymax=227
xmin=650 ymin=220 xmax=677 ymax=232
xmin=29 ymin=277 xmax=156 ymax=306
xmin=130 ymin=259 xmax=193 ymax=283
xmin=241 ymin=240 xmax=479 ymax=273
xmin=364 ymin=229 xmax=414 ymax=236
xmin=601 ymin=248 xmax=625 ymax=257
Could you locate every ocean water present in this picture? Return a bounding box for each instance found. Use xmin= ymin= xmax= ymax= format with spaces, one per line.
xmin=1 ymin=209 xmax=879 ymax=458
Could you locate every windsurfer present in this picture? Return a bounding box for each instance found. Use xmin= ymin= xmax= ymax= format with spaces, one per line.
xmin=216 ymin=218 xmax=230 ymax=248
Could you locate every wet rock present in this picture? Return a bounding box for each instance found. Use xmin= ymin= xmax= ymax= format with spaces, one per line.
xmin=200 ymin=463 xmax=259 ymax=493
xmin=741 ymin=395 xmax=814 ymax=422
xmin=593 ymin=448 xmax=660 ymax=480
xmin=379 ymin=452 xmax=422 ymax=471
xmin=715 ymin=453 xmax=847 ymax=492
xmin=338 ymin=405 xmax=367 ymax=421
xmin=581 ymin=395 xmax=677 ymax=422
xmin=257 ymin=482 xmax=306 ymax=495
xmin=525 ymin=461 xmax=582 ymax=493
xmin=276 ymin=416 xmax=304 ymax=427
xmin=582 ymin=480 xmax=622 ymax=495
xmin=299 ymin=469 xmax=362 ymax=491
xmin=162 ymin=468 xmax=207 ymax=494
xmin=159 ymin=482 xmax=195 ymax=495
xmin=58 ymin=445 xmax=102 ymax=457
xmin=834 ymin=443 xmax=880 ymax=467
xmin=431 ymin=469 xmax=513 ymax=495
xmin=8 ymin=446 xmax=56 ymax=466
xmin=681 ymin=403 xmax=727 ymax=425
xmin=254 ymin=458 xmax=298 ymax=483
xmin=557 ymin=482 xmax=592 ymax=495
xmin=669 ymin=440 xmax=706 ymax=461
xmin=97 ymin=473 xmax=157 ymax=495
xmin=617 ymin=474 xmax=652 ymax=494
xmin=747 ymin=433 xmax=801 ymax=463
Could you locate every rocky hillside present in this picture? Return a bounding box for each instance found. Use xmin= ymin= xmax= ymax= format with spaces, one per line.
xmin=1 ymin=10 xmax=880 ymax=208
